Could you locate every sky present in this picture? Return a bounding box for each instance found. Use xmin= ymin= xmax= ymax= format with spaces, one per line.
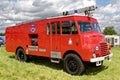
xmin=0 ymin=0 xmax=120 ymax=34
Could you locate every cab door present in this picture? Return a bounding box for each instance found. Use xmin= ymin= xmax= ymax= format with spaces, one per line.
xmin=50 ymin=22 xmax=61 ymax=59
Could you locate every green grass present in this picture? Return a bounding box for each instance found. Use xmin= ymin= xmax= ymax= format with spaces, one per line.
xmin=0 ymin=47 xmax=120 ymax=80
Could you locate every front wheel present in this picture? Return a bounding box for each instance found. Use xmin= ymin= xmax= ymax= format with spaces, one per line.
xmin=16 ymin=48 xmax=29 ymax=62
xmin=63 ymin=54 xmax=85 ymax=75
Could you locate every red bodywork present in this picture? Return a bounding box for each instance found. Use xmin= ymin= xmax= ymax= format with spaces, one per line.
xmin=6 ymin=15 xmax=111 ymax=62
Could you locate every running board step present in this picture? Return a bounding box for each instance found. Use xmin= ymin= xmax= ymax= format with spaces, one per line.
xmin=51 ymin=59 xmax=60 ymax=63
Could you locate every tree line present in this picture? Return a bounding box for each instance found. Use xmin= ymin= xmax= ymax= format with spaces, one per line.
xmin=103 ymin=26 xmax=117 ymax=35
xmin=0 ymin=33 xmax=5 ymax=36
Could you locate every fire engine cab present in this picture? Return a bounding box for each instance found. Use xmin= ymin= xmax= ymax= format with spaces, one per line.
xmin=6 ymin=6 xmax=112 ymax=75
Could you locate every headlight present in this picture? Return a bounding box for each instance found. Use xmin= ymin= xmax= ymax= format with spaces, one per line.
xmin=95 ymin=46 xmax=99 ymax=51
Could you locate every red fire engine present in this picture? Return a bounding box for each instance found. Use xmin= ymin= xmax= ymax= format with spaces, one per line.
xmin=6 ymin=6 xmax=112 ymax=75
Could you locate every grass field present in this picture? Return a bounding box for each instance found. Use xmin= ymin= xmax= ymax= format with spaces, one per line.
xmin=0 ymin=47 xmax=120 ymax=80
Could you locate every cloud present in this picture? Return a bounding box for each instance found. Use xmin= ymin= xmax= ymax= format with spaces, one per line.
xmin=0 ymin=0 xmax=120 ymax=34
xmin=101 ymin=4 xmax=117 ymax=14
xmin=93 ymin=0 xmax=120 ymax=34
xmin=0 ymin=0 xmax=96 ymax=33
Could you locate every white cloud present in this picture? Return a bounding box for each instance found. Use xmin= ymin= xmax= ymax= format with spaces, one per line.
xmin=93 ymin=0 xmax=120 ymax=34
xmin=101 ymin=4 xmax=117 ymax=14
xmin=0 ymin=0 xmax=120 ymax=34
xmin=0 ymin=0 xmax=96 ymax=33
xmin=83 ymin=0 xmax=96 ymax=7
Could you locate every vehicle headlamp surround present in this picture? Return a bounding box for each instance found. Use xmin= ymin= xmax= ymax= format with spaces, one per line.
xmin=95 ymin=46 xmax=99 ymax=51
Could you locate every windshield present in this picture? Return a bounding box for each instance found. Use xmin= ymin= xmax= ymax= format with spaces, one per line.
xmin=78 ymin=22 xmax=92 ymax=32
xmin=92 ymin=23 xmax=101 ymax=32
xmin=78 ymin=22 xmax=101 ymax=33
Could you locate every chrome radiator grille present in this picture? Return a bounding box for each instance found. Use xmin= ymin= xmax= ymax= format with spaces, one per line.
xmin=100 ymin=43 xmax=108 ymax=56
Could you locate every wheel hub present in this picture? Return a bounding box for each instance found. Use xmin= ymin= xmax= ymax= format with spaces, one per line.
xmin=68 ymin=59 xmax=78 ymax=72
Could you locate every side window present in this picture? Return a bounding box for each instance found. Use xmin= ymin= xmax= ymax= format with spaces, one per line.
xmin=107 ymin=38 xmax=110 ymax=43
xmin=62 ymin=21 xmax=71 ymax=34
xmin=47 ymin=23 xmax=50 ymax=35
xmin=115 ymin=39 xmax=118 ymax=43
xmin=51 ymin=22 xmax=60 ymax=35
xmin=57 ymin=22 xmax=60 ymax=34
xmin=71 ymin=22 xmax=78 ymax=34
xmin=62 ymin=21 xmax=78 ymax=34
xmin=52 ymin=23 xmax=55 ymax=34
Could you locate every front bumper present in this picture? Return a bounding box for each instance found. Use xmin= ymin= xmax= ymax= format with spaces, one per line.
xmin=90 ymin=53 xmax=113 ymax=63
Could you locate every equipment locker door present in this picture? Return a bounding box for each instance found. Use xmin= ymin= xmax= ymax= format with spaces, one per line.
xmin=50 ymin=22 xmax=61 ymax=59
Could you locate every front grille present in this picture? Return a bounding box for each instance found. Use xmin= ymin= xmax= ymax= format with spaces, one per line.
xmin=100 ymin=42 xmax=108 ymax=56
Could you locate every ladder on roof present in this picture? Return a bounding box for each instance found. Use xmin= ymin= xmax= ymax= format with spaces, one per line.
xmin=60 ymin=5 xmax=97 ymax=16
xmin=18 ymin=5 xmax=97 ymax=25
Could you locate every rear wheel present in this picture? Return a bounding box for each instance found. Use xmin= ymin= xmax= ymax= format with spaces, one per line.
xmin=16 ymin=48 xmax=29 ymax=62
xmin=63 ymin=54 xmax=85 ymax=75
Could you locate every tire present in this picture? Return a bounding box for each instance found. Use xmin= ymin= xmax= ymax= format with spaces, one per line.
xmin=16 ymin=48 xmax=29 ymax=62
xmin=63 ymin=54 xmax=85 ymax=75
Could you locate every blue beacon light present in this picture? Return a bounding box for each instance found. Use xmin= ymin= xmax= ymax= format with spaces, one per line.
xmin=74 ymin=10 xmax=78 ymax=14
